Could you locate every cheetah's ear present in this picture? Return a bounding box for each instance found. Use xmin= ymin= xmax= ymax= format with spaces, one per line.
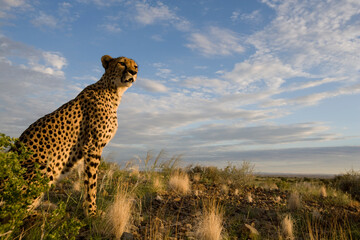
xmin=101 ymin=55 xmax=113 ymax=69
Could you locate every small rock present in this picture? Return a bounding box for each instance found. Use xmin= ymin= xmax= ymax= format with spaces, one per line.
xmin=121 ymin=232 xmax=134 ymax=240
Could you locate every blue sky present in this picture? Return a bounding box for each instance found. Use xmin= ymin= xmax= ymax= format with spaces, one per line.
xmin=1 ymin=0 xmax=360 ymax=174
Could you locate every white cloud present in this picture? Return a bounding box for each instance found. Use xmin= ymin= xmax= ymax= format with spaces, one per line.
xmin=43 ymin=52 xmax=67 ymax=70
xmin=182 ymin=122 xmax=336 ymax=146
xmin=0 ymin=39 xmax=70 ymax=137
xmin=31 ymin=12 xmax=58 ymax=28
xmin=30 ymin=3 xmax=78 ymax=30
xmin=24 ymin=51 xmax=67 ymax=77
xmin=182 ymin=76 xmax=230 ymax=94
xmin=135 ymin=2 xmax=174 ymax=24
xmin=186 ymin=26 xmax=245 ymax=56
xmin=286 ymin=77 xmax=347 ymax=92
xmin=231 ymin=10 xmax=261 ymax=22
xmin=262 ymin=83 xmax=360 ymax=108
xmin=224 ymin=0 xmax=360 ymax=108
xmin=251 ymin=0 xmax=360 ymax=76
xmin=0 ymin=0 xmax=28 ymax=17
xmin=155 ymin=68 xmax=172 ymax=78
xmin=151 ymin=34 xmax=164 ymax=42
xmin=1 ymin=0 xmax=26 ymax=8
xmin=0 ymin=36 xmax=67 ymax=77
xmin=136 ymin=78 xmax=169 ymax=93
xmin=230 ymin=11 xmax=240 ymax=22
xmin=76 ymin=0 xmax=122 ymax=7
xmin=241 ymin=10 xmax=261 ymax=22
xmin=224 ymin=55 xmax=307 ymax=91
xmin=134 ymin=2 xmax=190 ymax=31
xmin=73 ymin=75 xmax=98 ymax=82
xmin=292 ymin=83 xmax=360 ymax=106
xmin=101 ymin=23 xmax=122 ymax=33
xmin=194 ymin=66 xmax=208 ymax=70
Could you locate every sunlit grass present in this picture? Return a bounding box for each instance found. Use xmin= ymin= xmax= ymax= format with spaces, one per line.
xmin=168 ymin=170 xmax=191 ymax=195
xmin=195 ymin=200 xmax=223 ymax=240
xmin=2 ymin=143 xmax=359 ymax=240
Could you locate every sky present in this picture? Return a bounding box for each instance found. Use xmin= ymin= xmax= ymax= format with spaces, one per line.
xmin=0 ymin=0 xmax=360 ymax=174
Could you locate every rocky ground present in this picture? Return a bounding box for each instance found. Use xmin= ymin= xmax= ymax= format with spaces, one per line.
xmin=126 ymin=182 xmax=360 ymax=239
xmin=22 ymin=167 xmax=360 ymax=240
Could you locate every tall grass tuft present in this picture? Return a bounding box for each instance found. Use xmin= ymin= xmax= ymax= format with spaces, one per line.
xmin=168 ymin=170 xmax=191 ymax=195
xmin=246 ymin=192 xmax=253 ymax=203
xmin=304 ymin=212 xmax=353 ymax=240
xmin=288 ymin=192 xmax=301 ymax=210
xmin=104 ymin=187 xmax=133 ymax=239
xmin=221 ymin=184 xmax=229 ymax=194
xmin=281 ymin=214 xmax=294 ymax=240
xmin=195 ymin=200 xmax=223 ymax=240
xmin=152 ymin=175 xmax=164 ymax=192
xmin=320 ymin=186 xmax=327 ymax=198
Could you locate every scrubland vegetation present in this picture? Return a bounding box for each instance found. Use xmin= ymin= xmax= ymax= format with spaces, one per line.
xmin=1 ymin=133 xmax=360 ymax=239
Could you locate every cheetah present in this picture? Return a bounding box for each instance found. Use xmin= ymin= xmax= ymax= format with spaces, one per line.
xmin=17 ymin=55 xmax=138 ymax=216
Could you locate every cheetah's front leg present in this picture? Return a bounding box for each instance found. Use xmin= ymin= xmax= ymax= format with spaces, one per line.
xmin=83 ymin=150 xmax=101 ymax=216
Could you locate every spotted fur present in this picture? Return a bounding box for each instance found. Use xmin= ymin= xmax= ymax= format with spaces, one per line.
xmin=18 ymin=55 xmax=138 ymax=216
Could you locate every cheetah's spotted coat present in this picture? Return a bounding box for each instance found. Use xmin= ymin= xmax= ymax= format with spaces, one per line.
xmin=18 ymin=55 xmax=138 ymax=215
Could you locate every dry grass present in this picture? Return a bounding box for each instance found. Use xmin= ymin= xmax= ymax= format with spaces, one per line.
xmin=311 ymin=210 xmax=321 ymax=219
xmin=193 ymin=173 xmax=201 ymax=182
xmin=130 ymin=165 xmax=140 ymax=178
xmin=104 ymin=188 xmax=133 ymax=239
xmin=194 ymin=189 xmax=200 ymax=196
xmin=168 ymin=170 xmax=191 ymax=195
xmin=195 ymin=201 xmax=223 ymax=240
xmin=234 ymin=189 xmax=239 ymax=196
xmin=73 ymin=159 xmax=84 ymax=192
xmin=221 ymin=184 xmax=229 ymax=194
xmin=246 ymin=192 xmax=253 ymax=203
xmin=98 ymin=162 xmax=117 ymax=194
xmin=281 ymin=214 xmax=294 ymax=240
xmin=72 ymin=180 xmax=82 ymax=192
xmin=245 ymin=223 xmax=259 ymax=238
xmin=152 ymin=175 xmax=164 ymax=192
xmin=288 ymin=192 xmax=301 ymax=210
xmin=320 ymin=186 xmax=327 ymax=198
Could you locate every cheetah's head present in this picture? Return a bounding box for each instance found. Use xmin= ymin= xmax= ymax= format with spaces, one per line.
xmin=101 ymin=55 xmax=138 ymax=88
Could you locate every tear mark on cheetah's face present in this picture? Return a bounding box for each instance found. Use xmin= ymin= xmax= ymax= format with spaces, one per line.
xmin=17 ymin=55 xmax=138 ymax=216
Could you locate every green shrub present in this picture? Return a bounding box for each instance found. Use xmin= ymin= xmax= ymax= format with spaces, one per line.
xmin=37 ymin=201 xmax=84 ymax=240
xmin=189 ymin=161 xmax=255 ymax=187
xmin=333 ymin=169 xmax=360 ymax=201
xmin=0 ymin=133 xmax=49 ymax=238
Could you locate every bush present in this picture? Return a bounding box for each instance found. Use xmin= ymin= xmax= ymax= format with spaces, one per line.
xmin=191 ymin=161 xmax=254 ymax=188
xmin=333 ymin=169 xmax=360 ymax=201
xmin=0 ymin=133 xmax=49 ymax=238
xmin=41 ymin=201 xmax=84 ymax=240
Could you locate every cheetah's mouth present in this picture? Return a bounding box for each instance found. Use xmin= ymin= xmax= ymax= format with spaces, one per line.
xmin=124 ymin=78 xmax=134 ymax=83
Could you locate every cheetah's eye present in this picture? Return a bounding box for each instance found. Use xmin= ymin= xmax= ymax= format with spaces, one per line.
xmin=118 ymin=62 xmax=126 ymax=67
